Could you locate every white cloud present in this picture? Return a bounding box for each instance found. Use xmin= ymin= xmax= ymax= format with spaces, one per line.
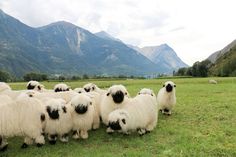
xmin=1 ymin=0 xmax=236 ymax=65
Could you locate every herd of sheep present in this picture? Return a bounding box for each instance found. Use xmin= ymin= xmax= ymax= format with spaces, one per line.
xmin=0 ymin=80 xmax=176 ymax=152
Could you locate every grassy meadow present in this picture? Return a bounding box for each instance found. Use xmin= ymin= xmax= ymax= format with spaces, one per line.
xmin=1 ymin=77 xmax=236 ymax=157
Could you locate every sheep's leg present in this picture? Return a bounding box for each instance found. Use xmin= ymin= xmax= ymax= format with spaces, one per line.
xmin=92 ymin=112 xmax=100 ymax=130
xmin=0 ymin=136 xmax=8 ymax=152
xmin=48 ymin=134 xmax=57 ymax=145
xmin=60 ymin=133 xmax=69 ymax=143
xmin=35 ymin=134 xmax=45 ymax=147
xmin=21 ymin=137 xmax=34 ymax=149
xmin=72 ymin=130 xmax=79 ymax=139
xmin=106 ymin=127 xmax=114 ymax=134
xmin=80 ymin=130 xmax=88 ymax=139
xmin=137 ymin=128 xmax=146 ymax=136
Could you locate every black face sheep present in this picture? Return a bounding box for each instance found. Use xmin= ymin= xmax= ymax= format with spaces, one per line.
xmin=26 ymin=80 xmax=45 ymax=92
xmin=100 ymin=84 xmax=130 ymax=126
xmin=157 ymin=81 xmax=176 ymax=115
xmin=44 ymin=98 xmax=72 ymax=144
xmin=54 ymin=83 xmax=70 ymax=92
xmin=107 ymin=93 xmax=157 ymax=135
xmin=0 ymin=94 xmax=45 ymax=151
xmin=70 ymin=94 xmax=95 ymax=139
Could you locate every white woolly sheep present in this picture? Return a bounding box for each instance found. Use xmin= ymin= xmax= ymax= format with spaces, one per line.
xmin=54 ymin=83 xmax=70 ymax=92
xmin=26 ymin=80 xmax=45 ymax=92
xmin=0 ymin=82 xmax=26 ymax=100
xmin=209 ymin=79 xmax=217 ymax=84
xmin=43 ymin=98 xmax=73 ymax=144
xmin=83 ymin=83 xmax=106 ymax=94
xmin=70 ymin=94 xmax=95 ymax=139
xmin=100 ymin=85 xmax=130 ymax=126
xmin=157 ymin=81 xmax=176 ymax=115
xmin=138 ymin=88 xmax=155 ymax=96
xmin=107 ymin=94 xmax=157 ymax=135
xmin=74 ymin=88 xmax=86 ymax=94
xmin=0 ymin=94 xmax=45 ymax=151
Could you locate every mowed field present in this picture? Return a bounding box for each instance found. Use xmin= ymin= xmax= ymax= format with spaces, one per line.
xmin=1 ymin=77 xmax=236 ymax=157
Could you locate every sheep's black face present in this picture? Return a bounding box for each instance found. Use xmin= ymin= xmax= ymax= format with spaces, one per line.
xmin=84 ymin=88 xmax=90 ymax=92
xmin=47 ymin=107 xmax=59 ymax=120
xmin=166 ymin=84 xmax=173 ymax=92
xmin=27 ymin=83 xmax=35 ymax=90
xmin=112 ymin=90 xmax=124 ymax=104
xmin=75 ymin=105 xmax=88 ymax=114
xmin=108 ymin=120 xmax=121 ymax=130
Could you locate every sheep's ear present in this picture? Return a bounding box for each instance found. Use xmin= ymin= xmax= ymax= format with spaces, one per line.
xmin=163 ymin=85 xmax=165 ymax=87
xmin=92 ymin=86 xmax=95 ymax=90
xmin=122 ymin=119 xmax=126 ymax=124
xmin=62 ymin=106 xmax=67 ymax=113
xmin=46 ymin=106 xmax=51 ymax=113
xmin=174 ymin=85 xmax=176 ymax=87
xmin=38 ymin=85 xmax=41 ymax=90
xmin=151 ymin=94 xmax=153 ymax=96
xmin=90 ymin=102 xmax=92 ymax=106
xmin=138 ymin=92 xmax=140 ymax=95
xmin=107 ymin=93 xmax=110 ymax=96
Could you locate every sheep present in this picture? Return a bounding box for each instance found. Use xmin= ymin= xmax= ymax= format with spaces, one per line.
xmin=83 ymin=83 xmax=106 ymax=94
xmin=26 ymin=80 xmax=45 ymax=92
xmin=0 ymin=82 xmax=25 ymax=99
xmin=74 ymin=88 xmax=86 ymax=94
xmin=70 ymin=94 xmax=95 ymax=139
xmin=54 ymin=83 xmax=70 ymax=92
xmin=26 ymin=90 xmax=78 ymax=104
xmin=107 ymin=93 xmax=157 ymax=135
xmin=43 ymin=98 xmax=73 ymax=144
xmin=209 ymin=79 xmax=217 ymax=84
xmin=0 ymin=94 xmax=45 ymax=151
xmin=100 ymin=85 xmax=130 ymax=126
xmin=138 ymin=88 xmax=155 ymax=96
xmin=157 ymin=81 xmax=176 ymax=115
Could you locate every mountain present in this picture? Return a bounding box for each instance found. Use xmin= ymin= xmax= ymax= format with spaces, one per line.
xmin=0 ymin=9 xmax=160 ymax=77
xmin=138 ymin=44 xmax=188 ymax=72
xmin=207 ymin=39 xmax=236 ymax=63
xmin=208 ymin=39 xmax=236 ymax=76
xmin=95 ymin=31 xmax=122 ymax=42
xmin=95 ymin=31 xmax=188 ymax=73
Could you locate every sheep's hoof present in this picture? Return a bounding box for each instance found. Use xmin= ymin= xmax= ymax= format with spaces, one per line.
xmin=36 ymin=143 xmax=43 ymax=147
xmin=21 ymin=143 xmax=28 ymax=149
xmin=49 ymin=140 xmax=56 ymax=145
xmin=145 ymin=130 xmax=151 ymax=134
xmin=0 ymin=144 xmax=8 ymax=152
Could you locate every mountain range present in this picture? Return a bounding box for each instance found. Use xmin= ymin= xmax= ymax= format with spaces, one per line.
xmin=0 ymin=9 xmax=188 ymax=77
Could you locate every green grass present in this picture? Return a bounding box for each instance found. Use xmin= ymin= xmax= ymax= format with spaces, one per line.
xmin=1 ymin=77 xmax=236 ymax=157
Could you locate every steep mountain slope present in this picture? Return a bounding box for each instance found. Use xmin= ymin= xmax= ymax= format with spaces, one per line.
xmin=208 ymin=39 xmax=236 ymax=63
xmin=0 ymin=10 xmax=160 ymax=77
xmin=209 ymin=41 xmax=236 ymax=76
xmin=139 ymin=44 xmax=188 ymax=72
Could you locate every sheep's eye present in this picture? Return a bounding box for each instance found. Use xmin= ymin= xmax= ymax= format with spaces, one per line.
xmin=92 ymin=87 xmax=95 ymax=90
xmin=125 ymin=92 xmax=127 ymax=95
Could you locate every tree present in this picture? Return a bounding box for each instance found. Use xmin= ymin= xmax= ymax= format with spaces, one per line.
xmin=23 ymin=72 xmax=48 ymax=81
xmin=83 ymin=74 xmax=89 ymax=79
xmin=0 ymin=70 xmax=12 ymax=82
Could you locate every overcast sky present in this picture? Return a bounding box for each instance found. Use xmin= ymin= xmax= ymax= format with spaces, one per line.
xmin=1 ymin=0 xmax=236 ymax=65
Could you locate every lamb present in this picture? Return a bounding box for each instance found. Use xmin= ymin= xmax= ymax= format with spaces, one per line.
xmin=0 ymin=94 xmax=45 ymax=151
xmin=83 ymin=83 xmax=106 ymax=94
xmin=100 ymin=85 xmax=130 ymax=126
xmin=70 ymin=94 xmax=95 ymax=139
xmin=107 ymin=93 xmax=157 ymax=135
xmin=157 ymin=81 xmax=176 ymax=115
xmin=54 ymin=83 xmax=70 ymax=92
xmin=43 ymin=98 xmax=73 ymax=144
xmin=209 ymin=79 xmax=217 ymax=84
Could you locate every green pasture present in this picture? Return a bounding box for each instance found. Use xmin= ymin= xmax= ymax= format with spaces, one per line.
xmin=1 ymin=77 xmax=236 ymax=157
